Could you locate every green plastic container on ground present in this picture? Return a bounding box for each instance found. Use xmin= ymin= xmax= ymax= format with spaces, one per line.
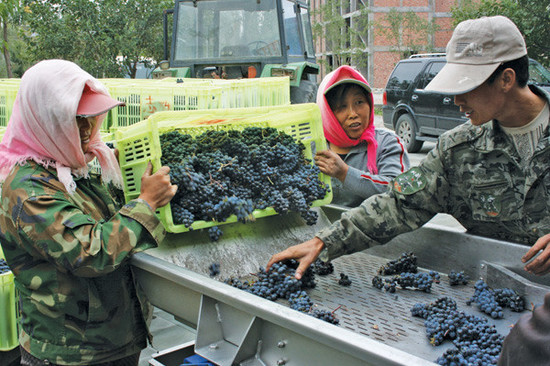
xmin=114 ymin=103 xmax=332 ymax=233
xmin=0 ymin=245 xmax=19 ymax=351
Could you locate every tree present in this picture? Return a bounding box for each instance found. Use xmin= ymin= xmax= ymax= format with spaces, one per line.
xmin=311 ymin=0 xmax=370 ymax=73
xmin=22 ymin=0 xmax=172 ymax=78
xmin=451 ymin=0 xmax=549 ymax=68
xmin=374 ymin=9 xmax=439 ymax=59
xmin=0 ymin=0 xmax=24 ymax=78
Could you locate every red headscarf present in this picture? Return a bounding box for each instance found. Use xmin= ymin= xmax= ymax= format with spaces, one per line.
xmin=316 ymin=65 xmax=378 ymax=174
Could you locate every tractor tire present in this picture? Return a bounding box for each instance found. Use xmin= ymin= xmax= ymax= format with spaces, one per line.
xmin=396 ymin=114 xmax=423 ymax=153
xmin=290 ymin=80 xmax=318 ymax=104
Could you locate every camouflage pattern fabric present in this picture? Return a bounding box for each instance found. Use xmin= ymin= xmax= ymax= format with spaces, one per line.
xmin=317 ymin=86 xmax=550 ymax=261
xmin=0 ymin=162 xmax=166 ymax=365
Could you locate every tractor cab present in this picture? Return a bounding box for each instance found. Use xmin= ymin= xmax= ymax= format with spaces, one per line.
xmin=154 ymin=0 xmax=319 ymax=103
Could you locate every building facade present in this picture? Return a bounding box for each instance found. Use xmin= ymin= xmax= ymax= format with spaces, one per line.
xmin=309 ymin=0 xmax=457 ymax=88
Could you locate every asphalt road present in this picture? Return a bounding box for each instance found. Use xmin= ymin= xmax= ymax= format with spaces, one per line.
xmin=372 ymin=114 xmax=436 ymax=167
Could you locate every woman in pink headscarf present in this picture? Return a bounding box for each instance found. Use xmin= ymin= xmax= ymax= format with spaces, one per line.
xmin=0 ymin=60 xmax=177 ymax=365
xmin=315 ymin=65 xmax=409 ymax=207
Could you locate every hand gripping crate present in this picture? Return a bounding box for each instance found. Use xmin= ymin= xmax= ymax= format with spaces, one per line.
xmin=0 ymin=245 xmax=19 ymax=351
xmin=114 ymin=103 xmax=332 ymax=233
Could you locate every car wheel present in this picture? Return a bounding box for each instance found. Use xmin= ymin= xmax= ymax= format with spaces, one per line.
xmin=396 ymin=114 xmax=423 ymax=153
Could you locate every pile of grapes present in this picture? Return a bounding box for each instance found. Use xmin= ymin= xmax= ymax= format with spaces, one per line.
xmin=372 ymin=271 xmax=440 ymax=293
xmin=373 ymin=253 xmax=440 ymax=293
xmin=448 ymin=270 xmax=469 ymax=286
xmin=412 ymin=297 xmax=505 ymax=365
xmin=467 ymin=280 xmax=525 ymax=318
xmin=224 ymin=260 xmax=340 ymax=325
xmin=159 ymin=127 xmax=329 ymax=240
xmin=0 ymin=258 xmax=10 ymax=274
xmin=377 ymin=252 xmax=418 ymax=275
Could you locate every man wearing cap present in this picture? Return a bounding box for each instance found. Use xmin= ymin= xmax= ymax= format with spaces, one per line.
xmin=0 ymin=59 xmax=177 ymax=365
xmin=268 ymin=15 xmax=550 ymax=291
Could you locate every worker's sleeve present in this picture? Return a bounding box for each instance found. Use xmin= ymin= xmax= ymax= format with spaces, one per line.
xmin=498 ymin=292 xmax=550 ymax=366
xmin=342 ymin=133 xmax=410 ymax=198
xmin=317 ymin=141 xmax=450 ymax=261
xmin=13 ymin=195 xmax=165 ymax=277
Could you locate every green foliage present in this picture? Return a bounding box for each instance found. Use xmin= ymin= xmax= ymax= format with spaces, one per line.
xmin=19 ymin=0 xmax=172 ymax=78
xmin=451 ymin=0 xmax=549 ymax=68
xmin=311 ymin=0 xmax=370 ymax=73
xmin=0 ymin=0 xmax=23 ymax=77
xmin=374 ymin=9 xmax=439 ymax=58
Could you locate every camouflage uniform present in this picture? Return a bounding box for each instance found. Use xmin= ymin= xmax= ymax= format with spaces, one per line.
xmin=0 ymin=162 xmax=166 ymax=365
xmin=317 ymin=86 xmax=550 ymax=260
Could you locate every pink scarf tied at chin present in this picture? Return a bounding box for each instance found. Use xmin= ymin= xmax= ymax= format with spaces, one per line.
xmin=316 ymin=65 xmax=378 ymax=174
xmin=0 ymin=59 xmax=122 ymax=194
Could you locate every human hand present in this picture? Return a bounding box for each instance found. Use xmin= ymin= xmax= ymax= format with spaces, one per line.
xmin=523 ymin=233 xmax=550 ymax=275
xmin=314 ymin=150 xmax=348 ymax=182
xmin=138 ymin=161 xmax=177 ymax=211
xmin=266 ymin=237 xmax=325 ymax=279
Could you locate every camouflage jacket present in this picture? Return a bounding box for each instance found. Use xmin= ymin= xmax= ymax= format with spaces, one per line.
xmin=0 ymin=162 xmax=166 ymax=365
xmin=318 ymin=86 xmax=550 ymax=260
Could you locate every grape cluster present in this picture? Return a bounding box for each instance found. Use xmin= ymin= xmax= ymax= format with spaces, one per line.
xmin=208 ymin=226 xmax=223 ymax=242
xmin=289 ymin=290 xmax=313 ymax=312
xmin=338 ymin=273 xmax=352 ymax=286
xmin=372 ymin=271 xmax=439 ymax=293
xmin=223 ymin=276 xmax=250 ymax=290
xmin=377 ymin=252 xmax=418 ymax=275
xmin=412 ymin=297 xmax=504 ymax=365
xmin=467 ymin=280 xmax=525 ymax=318
xmin=224 ymin=260 xmax=340 ymax=325
xmin=160 ymin=128 xmax=329 ymax=239
xmin=310 ymin=309 xmax=340 ymax=325
xmin=0 ymin=258 xmax=10 ymax=274
xmin=208 ymin=262 xmax=220 ymax=277
xmin=448 ymin=270 xmax=469 ymax=286
xmin=313 ymin=259 xmax=334 ymax=276
xmin=372 ymin=275 xmax=397 ymax=293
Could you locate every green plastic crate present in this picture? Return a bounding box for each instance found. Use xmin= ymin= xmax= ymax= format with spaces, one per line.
xmin=0 ymin=79 xmax=20 ymax=127
xmin=114 ymin=103 xmax=332 ymax=233
xmin=107 ymin=84 xmax=223 ymax=131
xmin=0 ymin=245 xmax=19 ymax=351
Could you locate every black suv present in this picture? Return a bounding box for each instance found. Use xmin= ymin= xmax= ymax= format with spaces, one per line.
xmin=382 ymin=54 xmax=550 ymax=153
xmin=382 ymin=54 xmax=466 ymax=153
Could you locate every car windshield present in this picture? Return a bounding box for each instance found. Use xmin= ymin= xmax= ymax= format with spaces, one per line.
xmin=174 ymin=0 xmax=283 ymax=61
xmin=530 ymin=59 xmax=550 ymax=86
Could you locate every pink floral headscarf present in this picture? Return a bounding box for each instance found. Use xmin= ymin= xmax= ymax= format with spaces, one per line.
xmin=0 ymin=59 xmax=122 ymax=194
xmin=316 ymin=65 xmax=378 ymax=174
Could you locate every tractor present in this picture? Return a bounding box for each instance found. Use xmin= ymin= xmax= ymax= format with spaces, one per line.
xmin=153 ymin=0 xmax=319 ymax=103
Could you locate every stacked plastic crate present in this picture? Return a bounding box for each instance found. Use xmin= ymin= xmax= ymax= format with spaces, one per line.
xmin=0 ymin=79 xmax=20 ymax=128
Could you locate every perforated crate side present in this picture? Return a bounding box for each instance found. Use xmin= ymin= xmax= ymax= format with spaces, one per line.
xmin=115 ymin=118 xmax=162 ymax=204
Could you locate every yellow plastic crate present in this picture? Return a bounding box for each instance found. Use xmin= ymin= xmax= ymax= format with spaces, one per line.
xmin=107 ymin=84 xmax=223 ymax=131
xmin=0 ymin=245 xmax=19 ymax=351
xmin=0 ymin=79 xmax=20 ymax=127
xmin=114 ymin=103 xmax=332 ymax=233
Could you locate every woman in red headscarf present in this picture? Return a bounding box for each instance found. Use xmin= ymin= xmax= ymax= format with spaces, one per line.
xmin=315 ymin=65 xmax=409 ymax=207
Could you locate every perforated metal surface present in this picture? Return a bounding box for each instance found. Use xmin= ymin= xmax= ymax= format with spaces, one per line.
xmin=286 ymin=251 xmax=525 ymax=363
